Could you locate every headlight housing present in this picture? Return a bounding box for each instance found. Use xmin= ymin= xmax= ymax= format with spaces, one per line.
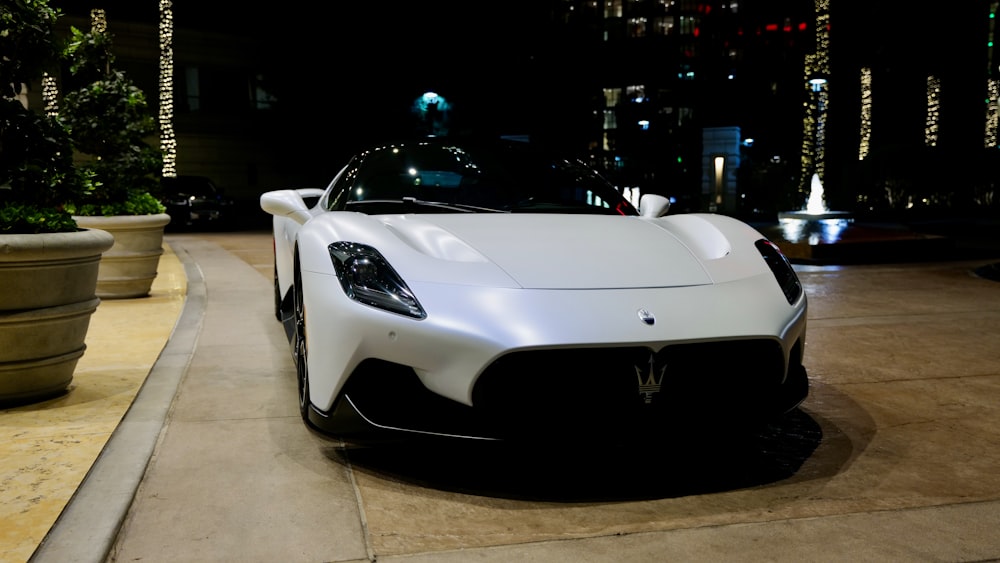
xmin=755 ymin=239 xmax=802 ymax=305
xmin=328 ymin=242 xmax=426 ymax=319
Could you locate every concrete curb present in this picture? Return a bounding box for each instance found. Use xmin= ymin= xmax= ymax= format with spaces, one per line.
xmin=29 ymin=242 xmax=203 ymax=563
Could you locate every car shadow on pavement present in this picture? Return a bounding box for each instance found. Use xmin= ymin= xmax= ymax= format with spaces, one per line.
xmin=975 ymin=261 xmax=1000 ymax=281
xmin=325 ymin=408 xmax=824 ymax=502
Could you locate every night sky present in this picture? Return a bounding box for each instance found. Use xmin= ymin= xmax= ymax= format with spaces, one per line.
xmin=51 ymin=1 xmax=559 ymax=140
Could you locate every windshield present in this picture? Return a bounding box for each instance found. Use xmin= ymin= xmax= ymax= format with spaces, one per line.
xmin=328 ymin=138 xmax=638 ymax=216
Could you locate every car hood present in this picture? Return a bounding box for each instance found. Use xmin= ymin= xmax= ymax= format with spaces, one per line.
xmin=368 ymin=214 xmax=725 ymax=290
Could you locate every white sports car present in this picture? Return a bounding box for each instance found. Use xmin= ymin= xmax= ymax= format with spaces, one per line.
xmin=261 ymin=136 xmax=808 ymax=443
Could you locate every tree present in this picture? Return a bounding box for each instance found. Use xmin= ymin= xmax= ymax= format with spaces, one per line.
xmin=59 ymin=13 xmax=164 ymax=216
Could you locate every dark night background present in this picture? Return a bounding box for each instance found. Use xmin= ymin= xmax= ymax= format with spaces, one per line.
xmin=46 ymin=1 xmax=1000 ymax=226
xmin=45 ymin=0 xmax=988 ymax=140
xmin=55 ymin=1 xmax=560 ymax=139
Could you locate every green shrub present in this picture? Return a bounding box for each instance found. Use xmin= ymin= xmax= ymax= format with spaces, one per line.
xmin=0 ymin=0 xmax=88 ymax=234
xmin=59 ymin=23 xmax=164 ymax=216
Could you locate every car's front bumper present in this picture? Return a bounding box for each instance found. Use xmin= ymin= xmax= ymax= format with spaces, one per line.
xmin=307 ymin=345 xmax=809 ymax=443
xmin=300 ymin=269 xmax=808 ymax=442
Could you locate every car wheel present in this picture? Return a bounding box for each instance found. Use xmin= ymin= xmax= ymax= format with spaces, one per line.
xmin=293 ymin=264 xmax=310 ymax=422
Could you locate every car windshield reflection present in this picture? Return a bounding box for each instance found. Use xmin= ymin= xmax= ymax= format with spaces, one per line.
xmin=335 ymin=139 xmax=638 ymax=216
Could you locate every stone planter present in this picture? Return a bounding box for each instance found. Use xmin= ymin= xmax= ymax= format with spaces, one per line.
xmin=73 ymin=213 xmax=171 ymax=299
xmin=0 ymin=228 xmax=115 ymax=405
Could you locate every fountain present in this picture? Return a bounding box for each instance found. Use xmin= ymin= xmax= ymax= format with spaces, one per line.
xmin=775 ymin=174 xmax=853 ymax=246
xmin=765 ymin=173 xmax=951 ymax=263
xmin=777 ymin=173 xmax=853 ymax=222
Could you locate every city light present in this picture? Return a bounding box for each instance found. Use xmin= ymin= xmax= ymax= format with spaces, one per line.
xmin=925 ymin=75 xmax=940 ymax=146
xmin=987 ymin=2 xmax=999 ymax=147
xmin=91 ymin=8 xmax=106 ymax=33
xmin=799 ymin=0 xmax=830 ymax=193
xmin=987 ymin=79 xmax=999 ymax=148
xmin=159 ymin=0 xmax=176 ymax=177
xmin=41 ymin=73 xmax=58 ymax=117
xmin=859 ymin=67 xmax=872 ymax=160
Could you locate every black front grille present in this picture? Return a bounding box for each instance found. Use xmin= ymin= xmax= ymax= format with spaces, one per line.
xmin=335 ymin=340 xmax=791 ymax=442
xmin=472 ymin=339 xmax=786 ymax=437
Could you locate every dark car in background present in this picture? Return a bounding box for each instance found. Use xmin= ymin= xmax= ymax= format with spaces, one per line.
xmin=160 ymin=175 xmax=234 ymax=230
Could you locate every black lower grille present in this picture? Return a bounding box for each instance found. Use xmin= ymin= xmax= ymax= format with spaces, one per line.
xmin=472 ymin=339 xmax=787 ymax=436
xmin=334 ymin=339 xmax=794 ymax=442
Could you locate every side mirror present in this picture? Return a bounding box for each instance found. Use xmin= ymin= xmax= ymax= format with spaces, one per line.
xmin=260 ymin=190 xmax=314 ymax=224
xmin=639 ymin=193 xmax=671 ymax=218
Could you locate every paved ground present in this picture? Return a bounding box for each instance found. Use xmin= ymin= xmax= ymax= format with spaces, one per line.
xmin=25 ymin=229 xmax=1000 ymax=563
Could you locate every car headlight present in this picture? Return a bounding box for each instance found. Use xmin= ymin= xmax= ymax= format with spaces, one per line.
xmin=755 ymin=239 xmax=802 ymax=305
xmin=328 ymin=242 xmax=426 ymax=319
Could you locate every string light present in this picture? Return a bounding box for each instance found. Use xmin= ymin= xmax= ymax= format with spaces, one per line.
xmin=798 ymin=95 xmax=815 ymax=198
xmin=858 ymin=67 xmax=872 ymax=159
xmin=812 ymin=0 xmax=830 ymax=75
xmin=798 ymin=0 xmax=830 ymax=193
xmin=159 ymin=0 xmax=177 ymax=176
xmin=815 ymin=86 xmax=828 ymax=181
xmin=925 ymin=75 xmax=940 ymax=146
xmin=41 ymin=72 xmax=59 ymax=118
xmin=91 ymin=8 xmax=107 ymax=33
xmin=987 ymin=2 xmax=998 ymax=147
xmin=987 ymin=79 xmax=999 ymax=148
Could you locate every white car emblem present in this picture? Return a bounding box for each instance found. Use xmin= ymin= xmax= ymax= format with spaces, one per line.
xmin=635 ymin=354 xmax=667 ymax=403
xmin=637 ymin=308 xmax=655 ymax=325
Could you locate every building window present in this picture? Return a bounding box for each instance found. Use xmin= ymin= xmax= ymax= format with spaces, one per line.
xmin=678 ymin=15 xmax=699 ymax=35
xmin=603 ymin=87 xmax=622 ymax=107
xmin=252 ymin=74 xmax=277 ymax=110
xmin=177 ymin=65 xmax=263 ymax=114
xmin=604 ymin=0 xmax=623 ymax=18
xmin=653 ymin=16 xmax=675 ymax=35
xmin=603 ymin=109 xmax=618 ymax=130
xmin=629 ymin=17 xmax=647 ymax=37
xmin=184 ymin=67 xmax=200 ymax=111
xmin=678 ymin=106 xmax=694 ymax=125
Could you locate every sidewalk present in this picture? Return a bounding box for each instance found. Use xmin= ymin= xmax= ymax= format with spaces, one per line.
xmin=0 ymin=243 xmax=187 ymax=563
xmin=5 ymin=229 xmax=1000 ymax=563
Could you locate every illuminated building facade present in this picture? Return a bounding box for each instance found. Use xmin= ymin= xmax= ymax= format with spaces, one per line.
xmin=544 ymin=0 xmax=816 ymax=214
xmin=545 ymin=0 xmax=993 ymax=217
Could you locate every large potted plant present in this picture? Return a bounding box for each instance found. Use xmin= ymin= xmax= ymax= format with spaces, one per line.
xmin=0 ymin=0 xmax=115 ymax=405
xmin=59 ymin=13 xmax=170 ymax=299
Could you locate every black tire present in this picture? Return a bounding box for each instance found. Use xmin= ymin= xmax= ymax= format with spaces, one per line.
xmin=273 ymin=265 xmax=282 ymax=322
xmin=293 ymin=261 xmax=310 ymax=422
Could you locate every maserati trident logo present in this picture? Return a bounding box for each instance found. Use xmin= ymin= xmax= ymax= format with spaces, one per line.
xmin=637 ymin=308 xmax=655 ymax=325
xmin=635 ymin=354 xmax=666 ymax=403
